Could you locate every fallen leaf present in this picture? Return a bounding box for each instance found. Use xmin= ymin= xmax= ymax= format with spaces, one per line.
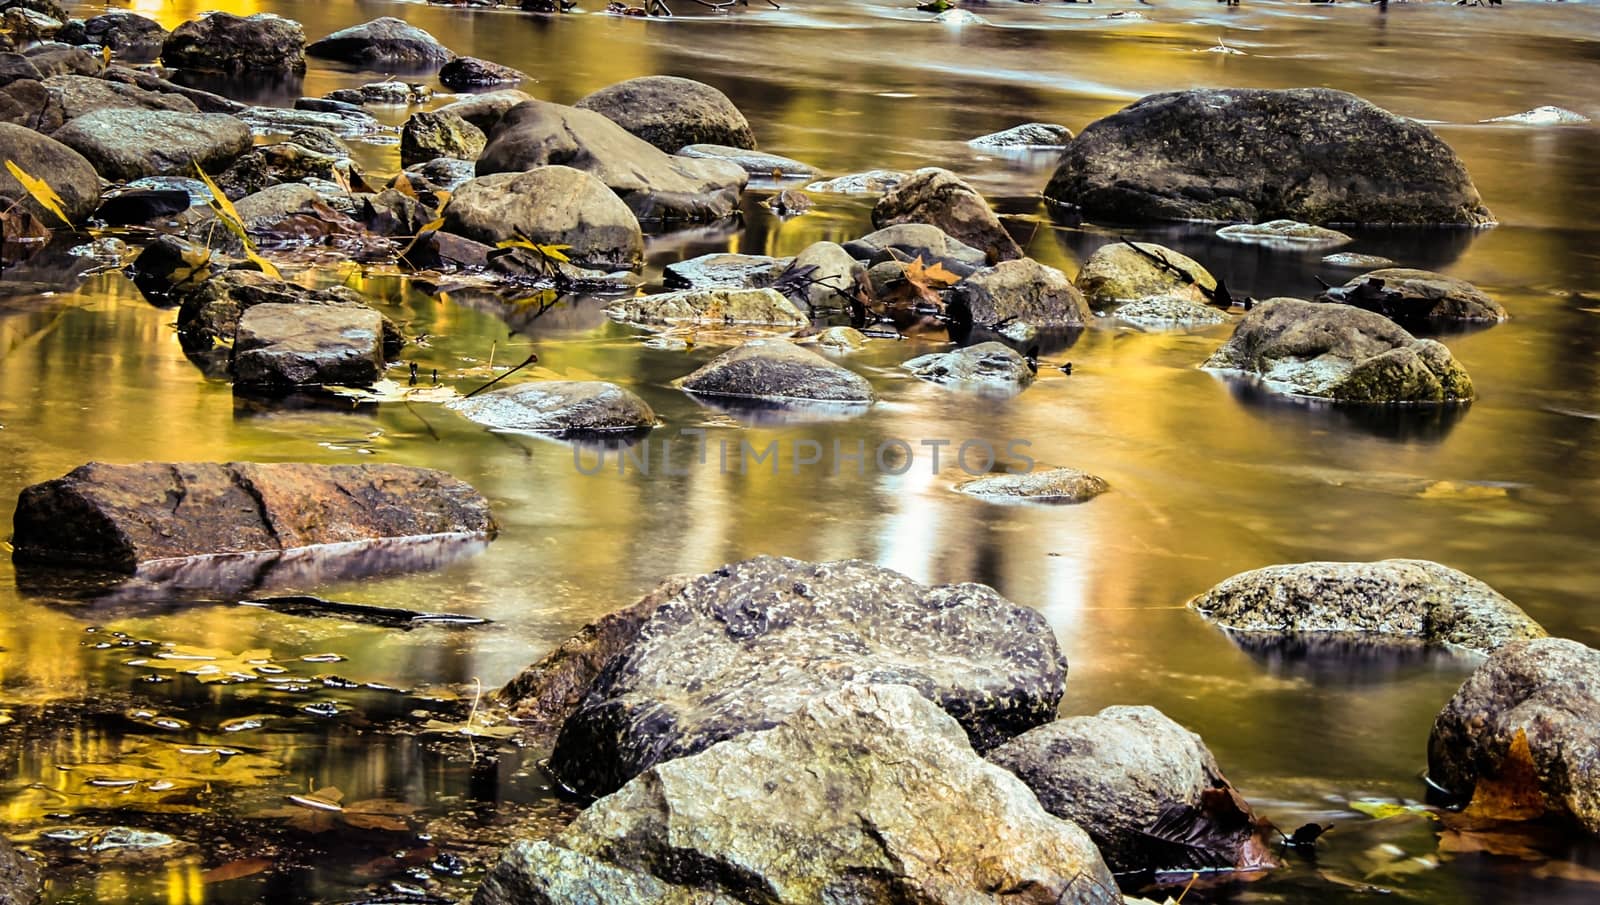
xmin=1463 ymin=729 xmax=1547 ymax=822
xmin=201 ymin=857 xmax=272 ymax=883
xmin=5 ymin=160 xmax=70 ymax=226
xmin=1350 ymin=799 xmax=1438 ymax=821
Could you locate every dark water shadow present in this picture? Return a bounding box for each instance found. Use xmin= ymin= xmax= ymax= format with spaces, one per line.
xmin=443 ymin=286 xmax=618 ymax=336
xmin=1219 ymin=375 xmax=1471 ymax=444
xmin=167 ymin=69 xmax=304 ymax=107
xmin=684 ymin=391 xmax=872 ymax=426
xmin=1224 ymin=631 xmax=1479 ymax=687
xmin=948 ymin=323 xmax=1083 ymax=357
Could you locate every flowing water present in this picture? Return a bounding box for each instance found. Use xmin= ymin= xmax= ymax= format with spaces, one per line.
xmin=3 ymin=0 xmax=1600 ymax=901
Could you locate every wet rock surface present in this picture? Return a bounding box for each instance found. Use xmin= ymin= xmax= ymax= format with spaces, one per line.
xmin=1189 ymin=559 xmax=1545 ymax=654
xmin=438 ymin=56 xmax=525 ymax=90
xmin=1217 ymin=219 xmax=1353 ymax=249
xmin=606 ymin=287 xmax=807 ymax=327
xmin=575 ymin=75 xmax=755 ymax=153
xmin=843 ymin=222 xmax=988 ymax=271
xmin=956 ymin=467 xmax=1108 ymax=504
xmin=400 ymin=109 xmax=486 ymax=167
xmin=442 ymin=165 xmax=645 ymax=270
xmin=969 ymin=122 xmax=1072 ymax=148
xmin=51 ymin=109 xmax=252 ymax=181
xmin=903 ymin=341 xmax=1035 ymax=394
xmin=161 ymin=12 xmax=305 ymax=73
xmin=872 ymin=167 xmax=1023 ymax=262
xmin=805 ymin=169 xmax=905 ymax=194
xmin=952 ymin=258 xmax=1090 ymax=329
xmin=231 ymin=303 xmax=385 ymax=390
xmin=678 ymin=338 xmax=874 ymax=404
xmin=1315 ymin=268 xmax=1506 ymax=323
xmin=661 ymin=252 xmax=790 ymax=290
xmin=1114 ymin=294 xmax=1228 ymax=327
xmin=0 ymin=121 xmax=98 ymax=223
xmin=1045 ymin=88 xmax=1493 ymax=225
xmin=676 ymin=144 xmax=815 ymax=177
xmin=11 ymin=461 xmax=496 ymax=572
xmin=546 ymin=556 xmax=1069 ymax=796
xmin=1075 ymin=241 xmax=1216 ymax=310
xmin=448 ymin=381 xmax=657 ymax=435
xmin=306 ymin=17 xmax=452 ymax=68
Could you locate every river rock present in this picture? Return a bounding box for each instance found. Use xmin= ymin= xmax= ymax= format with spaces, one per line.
xmin=442 ymin=165 xmax=644 ymax=270
xmin=1044 ymin=88 xmax=1493 ymax=226
xmin=872 ymin=167 xmax=1023 ymax=262
xmin=481 ymin=684 xmax=1116 ymax=905
xmin=1075 ymin=241 xmax=1216 ymax=309
xmin=0 ymin=77 xmax=60 ymax=131
xmin=0 ymin=121 xmax=98 ymax=223
xmin=814 ymin=325 xmax=868 ymax=353
xmin=1322 ymin=252 xmax=1397 ymax=269
xmin=161 ymin=12 xmax=305 ymax=73
xmin=1189 ymin=559 xmax=1544 ymax=654
xmin=12 ymin=461 xmax=495 ymax=572
xmin=100 ymin=65 xmax=243 ymax=114
xmin=438 ymin=55 xmax=524 ymax=89
xmin=57 ymin=12 xmax=165 ymax=61
xmin=956 ymin=467 xmax=1108 ymax=504
xmin=231 ymin=303 xmax=384 ymax=389
xmin=989 ymin=705 xmax=1274 ymax=874
xmin=1113 ymin=294 xmax=1227 ymax=327
xmin=449 ymin=381 xmax=656 ymax=435
xmin=238 ymin=104 xmax=382 ymax=139
xmin=606 ymin=287 xmax=807 ymax=327
xmin=0 ymin=0 xmax=65 ymax=22
xmin=52 ymin=109 xmax=251 ymax=180
xmin=678 ymin=338 xmax=874 ymax=403
xmin=1201 ymin=298 xmax=1475 ymax=403
xmin=20 ymin=43 xmax=98 ymax=77
xmin=176 ymin=270 xmax=402 ymax=358
xmin=904 ymin=341 xmax=1035 ymax=394
xmin=1216 ymin=220 xmax=1352 ymax=250
xmin=400 ymin=109 xmax=484 ymax=166
xmin=792 ymin=240 xmax=864 ymax=310
xmin=307 ymin=17 xmax=451 ymax=69
xmin=1428 ymin=638 xmax=1600 ymax=833
xmin=806 ymin=169 xmax=905 ymax=194
xmin=952 ymin=258 xmax=1090 ymax=329
xmin=44 ymin=74 xmax=198 ymax=121
xmin=404 ymin=156 xmax=475 ymax=191
xmin=969 ymin=122 xmax=1072 ymax=149
xmin=130 ymin=234 xmax=214 ymax=303
xmin=545 ymin=555 xmax=1069 ymax=796
xmin=1315 ymin=268 xmax=1506 ymax=323
xmin=477 ymin=99 xmax=748 ymax=222
xmin=843 ymin=222 xmax=988 ymax=271
xmin=662 ymin=252 xmax=789 ymax=290
xmin=437 ymin=88 xmax=533 ymax=133
xmin=0 ymin=835 xmax=39 ymax=905
xmin=575 ymin=75 xmax=754 ymax=153
xmin=1 ymin=7 xmax=57 ymax=43
xmin=676 ymin=143 xmax=815 ymax=177
xmin=0 ymin=52 xmax=42 ymax=86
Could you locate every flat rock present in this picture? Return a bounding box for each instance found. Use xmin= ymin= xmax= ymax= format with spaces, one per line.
xmin=478 ymin=99 xmax=748 ymax=223
xmin=175 ymin=270 xmax=403 ymax=358
xmin=953 ymin=257 xmax=1090 ymax=329
xmin=1189 ymin=559 xmax=1545 ymax=654
xmin=52 ymin=108 xmax=252 ymax=180
xmin=480 ymin=684 xmax=1116 ymax=905
xmin=956 ymin=467 xmax=1108 ymax=504
xmin=805 ymin=169 xmax=905 ymax=194
xmin=237 ymin=104 xmax=382 ymax=138
xmin=676 ymin=143 xmax=815 ymax=177
xmin=448 ymin=381 xmax=656 ymax=434
xmin=1428 ymin=638 xmax=1600 ymax=833
xmin=873 ymin=167 xmax=1023 ymax=261
xmin=606 ymin=287 xmax=807 ymax=327
xmin=1216 ymin=219 xmax=1353 ymax=250
xmin=161 ymin=12 xmax=305 ymax=73
xmin=1315 ymin=267 xmax=1505 ymax=322
xmin=662 ymin=252 xmax=790 ymax=290
xmin=678 ymin=338 xmax=874 ymax=403
xmin=442 ymin=165 xmax=644 ymax=271
xmin=1114 ymin=293 xmax=1227 ymax=327
xmin=1483 ymin=105 xmax=1590 ymax=126
xmin=306 ymin=17 xmax=452 ymax=69
xmin=438 ymin=56 xmax=525 ymax=90
xmin=575 ymin=75 xmax=754 ymax=153
xmin=231 ymin=303 xmax=384 ymax=389
xmin=1044 ymin=88 xmax=1492 ymax=225
xmin=0 ymin=121 xmax=98 ymax=223
xmin=1201 ymin=298 xmax=1475 ymax=402
xmin=969 ymin=122 xmax=1072 ymax=149
xmin=44 ymin=74 xmax=198 ymax=121
xmin=11 ymin=461 xmax=495 ymax=572
xmin=545 ymin=555 xmax=1070 ymax=796
xmin=1322 ymin=252 xmax=1397 ymax=269
xmin=1075 ymin=241 xmax=1216 ymax=310
xmin=903 ymin=341 xmax=1035 ymax=394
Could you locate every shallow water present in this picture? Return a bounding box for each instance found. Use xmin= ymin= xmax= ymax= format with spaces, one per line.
xmin=3 ymin=0 xmax=1600 ymax=901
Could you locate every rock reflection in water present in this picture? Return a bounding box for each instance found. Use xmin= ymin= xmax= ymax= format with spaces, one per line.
xmin=1225 ymin=631 xmax=1472 ymax=686
xmin=1221 ymin=377 xmax=1471 ymax=444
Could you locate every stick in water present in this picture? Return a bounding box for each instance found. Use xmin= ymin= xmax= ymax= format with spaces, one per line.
xmin=464 ymin=353 xmax=538 ymax=399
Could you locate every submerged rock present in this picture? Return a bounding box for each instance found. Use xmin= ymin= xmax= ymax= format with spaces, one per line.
xmin=575 ymin=75 xmax=755 ymax=153
xmin=1483 ymin=105 xmax=1590 ymax=126
xmin=662 ymin=252 xmax=790 ymax=290
xmin=1322 ymin=252 xmax=1398 ymax=269
xmin=1216 ymin=220 xmax=1353 ymax=250
xmin=676 ymin=143 xmax=815 ymax=177
xmin=1114 ymin=294 xmax=1227 ymax=328
xmin=1044 ymin=88 xmax=1493 ymax=226
xmin=1314 ymin=268 xmax=1506 ymax=323
xmin=1428 ymin=638 xmax=1600 ymax=833
xmin=442 ymin=166 xmax=644 ymax=271
xmin=903 ymin=341 xmax=1035 ymax=394
xmin=438 ymin=55 xmax=525 ymax=90
xmin=306 ymin=17 xmax=452 ymax=68
xmin=1202 ymin=299 xmax=1475 ymax=403
xmin=0 ymin=121 xmax=98 ymax=223
xmin=449 ymin=381 xmax=656 ymax=435
xmin=400 ymin=109 xmax=485 ymax=167
xmin=11 ymin=461 xmax=495 ymax=572
xmin=161 ymin=12 xmax=305 ymax=73
xmin=990 ymin=706 xmax=1274 ymax=874
xmin=478 ymin=99 xmax=748 ymax=222
xmin=969 ymin=122 xmax=1072 ymax=149
xmin=481 ymin=685 xmax=1116 ymax=905
xmin=231 ymin=303 xmax=385 ymax=390
xmin=805 ymin=169 xmax=905 ymax=194
xmin=606 ymin=287 xmax=807 ymax=327
xmin=956 ymin=467 xmax=1108 ymax=504
xmin=678 ymin=338 xmax=874 ymax=403
xmin=952 ymin=258 xmax=1090 ymax=329
xmin=546 ymin=555 xmax=1069 ymax=796
xmin=51 ymin=109 xmax=252 ymax=181
xmin=1189 ymin=559 xmax=1545 ymax=654
xmin=1075 ymin=241 xmax=1217 ymax=310
xmin=872 ymin=167 xmax=1023 ymax=262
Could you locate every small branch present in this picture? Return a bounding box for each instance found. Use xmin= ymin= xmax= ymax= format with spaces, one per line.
xmin=464 ymin=353 xmax=538 ymax=399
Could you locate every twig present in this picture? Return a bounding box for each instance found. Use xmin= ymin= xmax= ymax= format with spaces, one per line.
xmin=464 ymin=353 xmax=538 ymax=398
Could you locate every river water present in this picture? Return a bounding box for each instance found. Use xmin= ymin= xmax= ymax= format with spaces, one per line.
xmin=2 ymin=0 xmax=1599 ymax=902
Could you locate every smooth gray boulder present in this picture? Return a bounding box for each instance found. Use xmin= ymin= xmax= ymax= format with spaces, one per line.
xmin=449 ymin=381 xmax=656 ymax=434
xmin=953 ymin=258 xmax=1090 ymax=329
xmin=969 ymin=122 xmax=1072 ymax=148
xmin=904 ymin=341 xmax=1035 ymax=394
xmin=575 ymin=75 xmax=755 ymax=153
xmin=161 ymin=12 xmax=305 ymax=73
xmin=1044 ymin=88 xmax=1493 ymax=226
xmin=437 ymin=88 xmax=533 ymax=133
xmin=662 ymin=252 xmax=789 ymax=290
xmin=606 ymin=287 xmax=807 ymax=327
xmin=442 ymin=166 xmax=644 ymax=271
xmin=306 ymin=17 xmax=452 ymax=68
xmin=956 ymin=467 xmax=1108 ymax=504
xmin=477 ymin=99 xmax=748 ymax=222
xmin=1201 ymin=298 xmax=1475 ymax=403
xmin=547 ymin=556 xmax=1069 ymax=796
xmin=843 ymin=222 xmax=988 ymax=271
xmin=872 ymin=167 xmax=1023 ymax=262
xmin=1075 ymin=241 xmax=1216 ymax=310
xmin=480 ymin=685 xmax=1117 ymax=905
xmin=1428 ymin=638 xmax=1600 ymax=833
xmin=1189 ymin=559 xmax=1545 ymax=654
xmin=1314 ymin=268 xmax=1506 ymax=323
xmin=990 ymin=706 xmax=1274 ymax=874
xmin=0 ymin=121 xmax=98 ymax=223
xmin=791 ymin=240 xmax=864 ymax=310
xmin=231 ymin=303 xmax=384 ymax=389
xmin=678 ymin=338 xmax=873 ymax=404
xmin=52 ymin=109 xmax=252 ymax=180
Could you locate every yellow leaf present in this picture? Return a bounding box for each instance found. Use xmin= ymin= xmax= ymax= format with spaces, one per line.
xmin=1464 ymin=728 xmax=1547 ymax=821
xmin=5 ymin=160 xmax=71 ymax=225
xmin=495 ymin=235 xmax=572 ymax=263
xmin=100 ymin=46 xmax=112 ymax=67
xmin=397 ymin=216 xmax=446 ymax=261
xmin=391 ymin=172 xmax=417 ymax=198
xmin=902 ymin=255 xmax=959 ymax=289
xmin=245 ymin=249 xmax=282 ymax=279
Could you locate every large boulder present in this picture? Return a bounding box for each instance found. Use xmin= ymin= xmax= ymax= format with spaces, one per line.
xmin=43 ymin=74 xmax=198 ymax=121
xmin=0 ymin=121 xmax=98 ymax=223
xmin=400 ymin=109 xmax=485 ymax=167
xmin=990 ymin=706 xmax=1274 ymax=874
xmin=1314 ymin=268 xmax=1506 ymax=323
xmin=11 ymin=461 xmax=496 ymax=572
xmin=476 ymin=99 xmax=748 ymax=223
xmin=448 ymin=381 xmax=656 ymax=435
xmin=161 ymin=12 xmax=305 ymax=73
xmin=872 ymin=167 xmax=1023 ymax=262
xmin=952 ymin=258 xmax=1090 ymax=329
xmin=479 ymin=684 xmax=1117 ymax=905
xmin=51 ymin=109 xmax=252 ymax=180
xmin=1074 ymin=241 xmax=1217 ymax=310
xmin=231 ymin=303 xmax=385 ymax=390
xmin=1044 ymin=88 xmax=1493 ymax=226
xmin=574 ymin=75 xmax=755 ymax=153
xmin=606 ymin=287 xmax=807 ymax=328
xmin=1189 ymin=559 xmax=1545 ymax=654
xmin=175 ymin=270 xmax=403 ymax=357
xmin=1428 ymin=638 xmax=1600 ymax=833
xmin=0 ymin=836 xmax=39 ymax=905
xmin=442 ymin=165 xmax=644 ymax=271
xmin=1201 ymin=298 xmax=1476 ymax=403
xmin=677 ymin=338 xmax=874 ymax=404
xmin=306 ymin=17 xmax=452 ymax=69
xmin=546 ymin=556 xmax=1069 ymax=796
xmin=58 ymin=12 xmax=166 ymax=61
xmin=903 ymin=341 xmax=1035 ymax=395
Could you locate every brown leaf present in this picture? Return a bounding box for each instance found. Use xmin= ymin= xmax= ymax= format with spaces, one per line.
xmin=201 ymin=857 xmax=273 ymax=883
xmin=902 ymin=255 xmax=959 ymax=289
xmin=341 ymin=812 xmax=409 ymax=832
xmin=1463 ymin=729 xmax=1547 ymax=822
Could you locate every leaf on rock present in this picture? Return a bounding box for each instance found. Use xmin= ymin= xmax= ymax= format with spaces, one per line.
xmin=902 ymin=255 xmax=959 ymax=289
xmin=5 ymin=160 xmax=70 ymax=226
xmin=1463 ymin=728 xmax=1547 ymax=822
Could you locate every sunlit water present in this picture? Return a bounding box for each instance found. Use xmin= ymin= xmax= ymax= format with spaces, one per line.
xmin=2 ymin=0 xmax=1599 ymax=901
